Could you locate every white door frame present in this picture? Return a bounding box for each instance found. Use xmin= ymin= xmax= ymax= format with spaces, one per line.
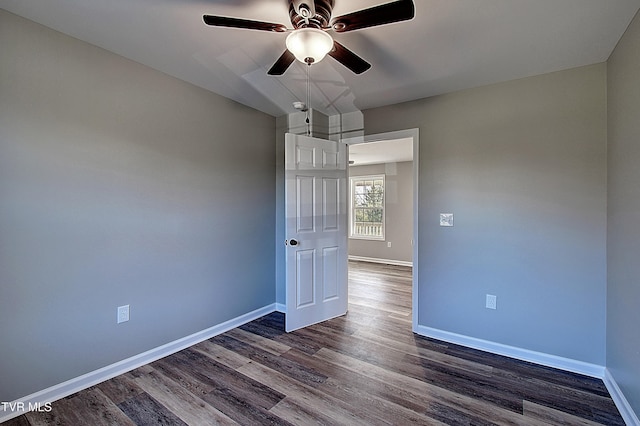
xmin=342 ymin=128 xmax=419 ymax=332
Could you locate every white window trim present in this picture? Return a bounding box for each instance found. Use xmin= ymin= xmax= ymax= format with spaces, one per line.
xmin=349 ymin=174 xmax=385 ymax=241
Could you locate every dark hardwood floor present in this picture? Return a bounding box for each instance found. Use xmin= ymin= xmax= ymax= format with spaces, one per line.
xmin=4 ymin=261 xmax=624 ymax=425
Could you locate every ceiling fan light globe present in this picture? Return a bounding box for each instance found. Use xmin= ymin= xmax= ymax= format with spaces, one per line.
xmin=286 ymin=28 xmax=334 ymax=65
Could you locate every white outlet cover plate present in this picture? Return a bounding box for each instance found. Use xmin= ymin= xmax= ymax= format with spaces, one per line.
xmin=440 ymin=213 xmax=454 ymax=227
xmin=117 ymin=305 xmax=130 ymax=323
xmin=486 ymin=294 xmax=497 ymax=310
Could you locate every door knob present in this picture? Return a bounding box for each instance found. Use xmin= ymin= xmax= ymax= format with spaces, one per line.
xmin=287 ymin=239 xmax=299 ymax=246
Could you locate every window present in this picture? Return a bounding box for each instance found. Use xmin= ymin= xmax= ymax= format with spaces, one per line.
xmin=350 ymin=175 xmax=385 ymax=239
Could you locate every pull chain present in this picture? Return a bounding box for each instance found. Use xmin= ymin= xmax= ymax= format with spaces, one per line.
xmin=306 ymin=63 xmax=311 ymax=135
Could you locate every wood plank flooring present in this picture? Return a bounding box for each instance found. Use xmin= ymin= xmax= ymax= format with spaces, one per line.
xmin=4 ymin=261 xmax=625 ymax=425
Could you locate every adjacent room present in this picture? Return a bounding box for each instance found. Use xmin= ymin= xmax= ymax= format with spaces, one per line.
xmin=1 ymin=0 xmax=639 ymax=424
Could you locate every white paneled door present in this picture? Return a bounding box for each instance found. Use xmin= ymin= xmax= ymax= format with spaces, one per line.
xmin=285 ymin=133 xmax=348 ymax=332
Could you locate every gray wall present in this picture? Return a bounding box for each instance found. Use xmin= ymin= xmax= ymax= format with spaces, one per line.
xmin=0 ymin=10 xmax=276 ymax=402
xmin=348 ymin=161 xmax=413 ymax=263
xmin=607 ymin=9 xmax=640 ymax=416
xmin=363 ymin=64 xmax=608 ymax=364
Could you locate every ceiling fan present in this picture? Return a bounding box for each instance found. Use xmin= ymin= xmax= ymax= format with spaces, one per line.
xmin=203 ymin=0 xmax=415 ymax=76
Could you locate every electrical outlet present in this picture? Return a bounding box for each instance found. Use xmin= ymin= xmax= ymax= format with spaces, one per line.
xmin=387 ymin=242 xmax=392 ymax=248
xmin=117 ymin=305 xmax=130 ymax=323
xmin=486 ymin=294 xmax=497 ymax=310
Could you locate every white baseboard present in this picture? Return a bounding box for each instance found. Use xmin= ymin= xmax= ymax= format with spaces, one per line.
xmin=275 ymin=303 xmax=286 ymax=313
xmin=603 ymin=368 xmax=640 ymax=426
xmin=415 ymin=324 xmax=606 ymax=378
xmin=348 ymin=255 xmax=412 ymax=268
xmin=0 ymin=303 xmax=277 ymax=423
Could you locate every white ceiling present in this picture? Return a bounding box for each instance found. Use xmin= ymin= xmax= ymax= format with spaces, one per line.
xmin=2 ymin=0 xmax=639 ymax=117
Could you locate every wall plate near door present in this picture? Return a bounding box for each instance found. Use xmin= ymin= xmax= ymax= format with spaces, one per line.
xmin=440 ymin=213 xmax=454 ymax=227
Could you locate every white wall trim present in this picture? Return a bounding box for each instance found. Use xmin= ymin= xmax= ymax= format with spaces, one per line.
xmin=275 ymin=303 xmax=286 ymax=313
xmin=348 ymin=255 xmax=412 ymax=268
xmin=415 ymin=324 xmax=606 ymax=378
xmin=603 ymin=368 xmax=640 ymax=426
xmin=0 ymin=304 xmax=277 ymax=423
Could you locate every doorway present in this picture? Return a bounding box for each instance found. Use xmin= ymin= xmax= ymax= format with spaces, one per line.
xmin=344 ymin=129 xmax=419 ymax=331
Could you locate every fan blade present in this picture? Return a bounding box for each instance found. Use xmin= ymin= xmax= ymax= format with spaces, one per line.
xmin=268 ymin=50 xmax=296 ymax=75
xmin=203 ymin=15 xmax=288 ymax=32
xmin=328 ymin=41 xmax=371 ymax=74
xmin=330 ymin=0 xmax=415 ymax=33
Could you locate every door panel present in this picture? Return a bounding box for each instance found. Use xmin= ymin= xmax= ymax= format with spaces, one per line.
xmin=296 ymin=249 xmax=315 ymax=308
xmin=323 ymin=178 xmax=339 ymax=230
xmin=285 ymin=133 xmax=347 ymax=332
xmin=296 ymin=176 xmax=314 ymax=232
xmin=322 ymin=246 xmax=339 ymax=300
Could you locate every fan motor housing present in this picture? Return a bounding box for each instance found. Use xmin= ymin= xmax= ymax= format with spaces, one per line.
xmin=289 ymin=0 xmax=334 ymax=29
